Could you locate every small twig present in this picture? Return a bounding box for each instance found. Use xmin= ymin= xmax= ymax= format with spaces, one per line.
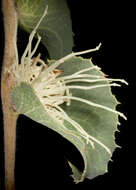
xmin=1 ymin=0 xmax=19 ymax=190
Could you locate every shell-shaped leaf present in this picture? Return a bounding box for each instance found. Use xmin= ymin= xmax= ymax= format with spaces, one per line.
xmin=58 ymin=57 xmax=119 ymax=181
xmin=16 ymin=0 xmax=73 ymax=59
xmin=11 ymin=56 xmax=119 ymax=183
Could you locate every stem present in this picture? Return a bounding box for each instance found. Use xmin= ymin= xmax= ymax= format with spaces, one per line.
xmin=1 ymin=0 xmax=18 ymax=190
xmin=3 ymin=111 xmax=18 ymax=190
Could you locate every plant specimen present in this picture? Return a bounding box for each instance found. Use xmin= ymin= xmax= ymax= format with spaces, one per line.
xmin=1 ymin=0 xmax=127 ymax=189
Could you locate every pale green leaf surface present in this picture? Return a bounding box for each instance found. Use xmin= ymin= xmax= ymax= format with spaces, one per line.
xmin=58 ymin=57 xmax=118 ymax=180
xmin=11 ymin=56 xmax=118 ymax=183
xmin=68 ymin=161 xmax=82 ymax=184
xmin=16 ymin=0 xmax=73 ymax=59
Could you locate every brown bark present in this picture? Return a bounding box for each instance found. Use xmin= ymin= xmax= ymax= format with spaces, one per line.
xmin=2 ymin=109 xmax=18 ymax=190
xmin=1 ymin=0 xmax=18 ymax=190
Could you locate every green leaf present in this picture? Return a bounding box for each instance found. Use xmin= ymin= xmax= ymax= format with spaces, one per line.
xmin=16 ymin=0 xmax=73 ymax=59
xmin=11 ymin=56 xmax=119 ymax=183
xmin=58 ymin=57 xmax=119 ymax=181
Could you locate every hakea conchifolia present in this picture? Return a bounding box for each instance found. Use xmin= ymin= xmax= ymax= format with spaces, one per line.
xmin=9 ymin=7 xmax=127 ymax=157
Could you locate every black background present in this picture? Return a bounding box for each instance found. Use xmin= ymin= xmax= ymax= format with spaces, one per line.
xmin=0 ymin=0 xmax=133 ymax=189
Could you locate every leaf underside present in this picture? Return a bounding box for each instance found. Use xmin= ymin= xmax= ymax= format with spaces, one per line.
xmin=11 ymin=56 xmax=119 ymax=183
xmin=16 ymin=0 xmax=73 ymax=59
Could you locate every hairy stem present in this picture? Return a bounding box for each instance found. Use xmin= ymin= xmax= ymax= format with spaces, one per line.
xmin=1 ymin=0 xmax=18 ymax=189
